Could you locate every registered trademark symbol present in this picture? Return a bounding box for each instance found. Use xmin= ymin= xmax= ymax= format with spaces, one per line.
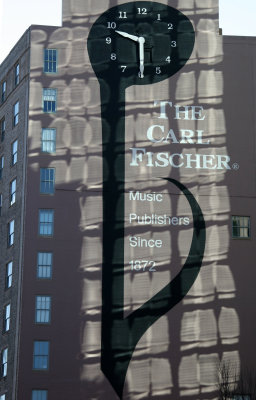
xmin=232 ymin=163 xmax=239 ymax=170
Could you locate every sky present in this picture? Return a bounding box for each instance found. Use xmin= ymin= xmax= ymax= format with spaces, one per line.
xmin=0 ymin=0 xmax=256 ymax=64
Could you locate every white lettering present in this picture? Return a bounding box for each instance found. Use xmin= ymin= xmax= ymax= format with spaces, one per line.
xmin=130 ymin=147 xmax=146 ymax=166
xmin=169 ymin=153 xmax=183 ymax=168
xmin=147 ymin=126 xmax=208 ymax=144
xmin=155 ymin=152 xmax=169 ymax=167
xmin=217 ymin=155 xmax=231 ymax=170
xmin=191 ymin=106 xmax=205 ymax=120
xmin=174 ymin=105 xmax=190 ymax=120
xmin=129 ymin=191 xmax=163 ymax=202
xmin=129 ymin=236 xmax=162 ymax=248
xmin=147 ymin=125 xmax=165 ymax=143
xmin=129 ymin=149 xmax=231 ymax=170
xmin=154 ymin=100 xmax=173 ymax=119
xmin=174 ymin=105 xmax=206 ymax=120
xmin=128 ymin=213 xmax=190 ymax=225
xmin=180 ymin=129 xmax=194 ymax=144
xmin=197 ymin=130 xmax=210 ymax=144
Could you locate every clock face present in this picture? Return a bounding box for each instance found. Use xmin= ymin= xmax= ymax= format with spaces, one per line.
xmin=88 ymin=1 xmax=195 ymax=87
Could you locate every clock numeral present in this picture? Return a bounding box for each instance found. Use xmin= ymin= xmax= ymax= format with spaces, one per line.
xmin=166 ymin=56 xmax=171 ymax=63
xmin=106 ymin=37 xmax=112 ymax=44
xmin=156 ymin=67 xmax=161 ymax=74
xmin=118 ymin=11 xmax=127 ymax=18
xmin=168 ymin=23 xmax=174 ymax=30
xmin=107 ymin=21 xmax=117 ymax=29
xmin=121 ymin=65 xmax=127 ymax=72
xmin=157 ymin=14 xmax=161 ymax=21
xmin=171 ymin=41 xmax=177 ymax=47
xmin=111 ymin=53 xmax=117 ymax=60
xmin=137 ymin=7 xmax=147 ymax=14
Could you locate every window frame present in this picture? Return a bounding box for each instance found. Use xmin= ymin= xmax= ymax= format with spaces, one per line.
xmin=44 ymin=49 xmax=57 ymax=73
xmin=11 ymin=139 xmax=18 ymax=165
xmin=37 ymin=252 xmax=52 ymax=279
xmin=5 ymin=261 xmax=13 ymax=289
xmin=1 ymin=348 xmax=8 ymax=377
xmin=43 ymin=89 xmax=57 ymax=113
xmin=1 ymin=118 xmax=5 ymax=142
xmin=7 ymin=219 xmax=15 ymax=247
xmin=14 ymin=63 xmax=20 ymax=86
xmin=13 ymin=101 xmax=19 ymax=126
xmin=0 ymin=156 xmax=4 ymax=179
xmin=40 ymin=168 xmax=55 ymax=195
xmin=35 ymin=296 xmax=51 ymax=324
xmin=41 ymin=128 xmax=56 ymax=153
xmin=33 ymin=341 xmax=49 ymax=370
xmin=10 ymin=178 xmax=17 ymax=206
xmin=32 ymin=389 xmax=48 ymax=400
xmin=0 ymin=194 xmax=2 ymax=217
xmin=3 ymin=304 xmax=10 ymax=333
xmin=1 ymin=81 xmax=6 ymax=103
xmin=38 ymin=210 xmax=54 ymax=237
xmin=232 ymin=215 xmax=250 ymax=239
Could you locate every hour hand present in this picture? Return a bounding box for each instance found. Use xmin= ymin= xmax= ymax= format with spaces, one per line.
xmin=115 ymin=30 xmax=139 ymax=42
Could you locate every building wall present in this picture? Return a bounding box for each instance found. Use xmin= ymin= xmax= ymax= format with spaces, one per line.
xmin=0 ymin=30 xmax=30 ymax=399
xmin=8 ymin=2 xmax=256 ymax=400
xmin=223 ymin=35 xmax=256 ymax=373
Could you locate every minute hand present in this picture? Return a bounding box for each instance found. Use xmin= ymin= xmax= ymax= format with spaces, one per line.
xmin=138 ymin=36 xmax=145 ymax=78
xmin=115 ymin=30 xmax=139 ymax=42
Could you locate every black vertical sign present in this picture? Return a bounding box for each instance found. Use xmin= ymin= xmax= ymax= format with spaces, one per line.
xmin=88 ymin=2 xmax=205 ymax=398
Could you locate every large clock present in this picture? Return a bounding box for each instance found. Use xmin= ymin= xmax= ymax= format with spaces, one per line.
xmin=88 ymin=1 xmax=195 ymax=86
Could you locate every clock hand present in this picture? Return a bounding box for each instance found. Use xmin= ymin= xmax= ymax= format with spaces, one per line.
xmin=115 ymin=30 xmax=139 ymax=42
xmin=138 ymin=36 xmax=145 ymax=78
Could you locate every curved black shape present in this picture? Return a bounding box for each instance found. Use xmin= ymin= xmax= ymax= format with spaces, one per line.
xmin=102 ymin=178 xmax=206 ymax=399
xmin=87 ymin=2 xmax=198 ymax=398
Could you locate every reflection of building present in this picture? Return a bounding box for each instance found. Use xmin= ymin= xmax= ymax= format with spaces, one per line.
xmin=0 ymin=1 xmax=255 ymax=399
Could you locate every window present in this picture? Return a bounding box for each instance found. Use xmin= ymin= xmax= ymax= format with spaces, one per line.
xmin=41 ymin=128 xmax=56 ymax=153
xmin=35 ymin=296 xmax=51 ymax=323
xmin=15 ymin=63 xmax=20 ymax=86
xmin=1 ymin=118 xmax=5 ymax=142
xmin=0 ymin=156 xmax=4 ymax=179
xmin=37 ymin=252 xmax=52 ymax=279
xmin=10 ymin=178 xmax=17 ymax=206
xmin=232 ymin=216 xmax=250 ymax=238
xmin=3 ymin=304 xmax=10 ymax=332
xmin=7 ymin=219 xmax=14 ymax=246
xmin=6 ymin=262 xmax=13 ymax=289
xmin=32 ymin=390 xmax=48 ymax=400
xmin=13 ymin=101 xmax=19 ymax=126
xmin=233 ymin=396 xmax=251 ymax=400
xmin=0 ymin=194 xmax=2 ymax=216
xmin=11 ymin=140 xmax=18 ymax=165
xmin=39 ymin=210 xmax=54 ymax=236
xmin=0 ymin=394 xmax=5 ymax=400
xmin=44 ymin=49 xmax=57 ymax=73
xmin=43 ymin=89 xmax=57 ymax=113
xmin=1 ymin=81 xmax=6 ymax=103
xmin=40 ymin=168 xmax=55 ymax=194
xmin=1 ymin=348 xmax=8 ymax=377
xmin=33 ymin=341 xmax=49 ymax=370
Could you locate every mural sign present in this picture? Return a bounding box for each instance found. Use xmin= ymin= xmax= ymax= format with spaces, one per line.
xmin=88 ymin=2 xmax=206 ymax=398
